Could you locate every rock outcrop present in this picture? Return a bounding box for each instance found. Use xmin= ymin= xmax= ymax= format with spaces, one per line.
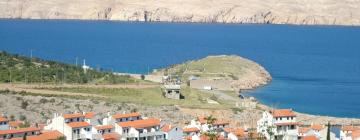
xmin=0 ymin=0 xmax=359 ymax=26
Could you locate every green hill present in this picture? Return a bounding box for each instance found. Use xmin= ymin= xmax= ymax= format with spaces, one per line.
xmin=0 ymin=51 xmax=137 ymax=84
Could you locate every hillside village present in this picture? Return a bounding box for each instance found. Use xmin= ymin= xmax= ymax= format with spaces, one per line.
xmin=0 ymin=109 xmax=359 ymax=140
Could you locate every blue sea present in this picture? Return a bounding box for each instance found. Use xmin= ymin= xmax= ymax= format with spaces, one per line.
xmin=1 ymin=19 xmax=360 ymax=118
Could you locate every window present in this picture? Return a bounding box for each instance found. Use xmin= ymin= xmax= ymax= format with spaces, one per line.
xmin=77 ymin=118 xmax=80 ymax=121
xmin=287 ymin=117 xmax=289 ymax=120
xmin=32 ymin=132 xmax=35 ymax=135
xmin=280 ymin=117 xmax=282 ymax=120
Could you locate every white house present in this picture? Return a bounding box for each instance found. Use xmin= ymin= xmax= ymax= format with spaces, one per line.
xmin=222 ymin=128 xmax=247 ymax=140
xmin=182 ymin=127 xmax=200 ymax=140
xmin=160 ymin=124 xmax=183 ymax=140
xmin=299 ymin=124 xmax=335 ymax=140
xmin=103 ymin=112 xmax=142 ymax=125
xmin=0 ymin=117 xmax=9 ymax=130
xmin=94 ymin=125 xmax=121 ymax=140
xmin=84 ymin=112 xmax=101 ymax=126
xmin=44 ymin=112 xmax=101 ymax=140
xmin=340 ymin=126 xmax=360 ymax=140
xmin=0 ymin=127 xmax=40 ymax=139
xmin=257 ymin=109 xmax=298 ymax=140
xmin=114 ymin=118 xmax=165 ymax=140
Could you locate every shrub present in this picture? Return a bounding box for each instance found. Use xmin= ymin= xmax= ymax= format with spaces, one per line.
xmin=21 ymin=100 xmax=29 ymax=110
xmin=19 ymin=115 xmax=26 ymax=121
xmin=39 ymin=98 xmax=48 ymax=104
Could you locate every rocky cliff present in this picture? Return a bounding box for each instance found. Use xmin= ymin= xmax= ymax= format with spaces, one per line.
xmin=0 ymin=0 xmax=359 ymax=26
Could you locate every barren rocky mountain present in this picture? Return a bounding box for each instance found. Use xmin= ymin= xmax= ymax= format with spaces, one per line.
xmin=0 ymin=0 xmax=359 ymax=26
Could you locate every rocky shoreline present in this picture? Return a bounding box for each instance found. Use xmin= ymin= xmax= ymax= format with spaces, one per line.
xmin=0 ymin=0 xmax=359 ymax=26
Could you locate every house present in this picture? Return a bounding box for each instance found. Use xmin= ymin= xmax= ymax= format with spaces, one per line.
xmin=9 ymin=121 xmax=23 ymax=130
xmin=257 ymin=109 xmax=298 ymax=140
xmin=103 ymin=112 xmax=142 ymax=125
xmin=160 ymin=124 xmax=182 ymax=140
xmin=10 ymin=130 xmax=65 ymax=140
xmin=114 ymin=118 xmax=165 ymax=140
xmin=340 ymin=126 xmax=360 ymax=140
xmin=95 ymin=125 xmax=114 ymax=135
xmin=222 ymin=128 xmax=246 ymax=140
xmin=183 ymin=127 xmax=200 ymax=140
xmin=0 ymin=127 xmax=40 ymax=139
xmin=163 ymin=84 xmax=181 ymax=100
xmin=101 ymin=132 xmax=121 ymax=140
xmin=301 ymin=135 xmax=319 ymax=140
xmin=84 ymin=112 xmax=101 ymax=126
xmin=44 ymin=112 xmax=101 ymax=140
xmin=0 ymin=117 xmax=9 ymax=130
xmin=195 ymin=116 xmax=229 ymax=132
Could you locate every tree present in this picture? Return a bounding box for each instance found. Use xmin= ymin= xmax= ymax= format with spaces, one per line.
xmin=204 ymin=115 xmax=218 ymax=140
xmin=327 ymin=122 xmax=331 ymax=140
xmin=140 ymin=74 xmax=145 ymax=80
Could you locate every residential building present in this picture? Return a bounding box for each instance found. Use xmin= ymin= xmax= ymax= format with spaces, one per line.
xmin=0 ymin=127 xmax=40 ymax=139
xmin=160 ymin=124 xmax=182 ymax=140
xmin=84 ymin=112 xmax=101 ymax=126
xmin=340 ymin=126 xmax=360 ymax=140
xmin=257 ymin=109 xmax=298 ymax=140
xmin=222 ymin=128 xmax=246 ymax=140
xmin=10 ymin=130 xmax=65 ymax=140
xmin=114 ymin=118 xmax=165 ymax=140
xmin=300 ymin=135 xmax=319 ymax=140
xmin=44 ymin=112 xmax=101 ymax=140
xmin=183 ymin=127 xmax=200 ymax=140
xmin=8 ymin=121 xmax=23 ymax=130
xmin=0 ymin=117 xmax=9 ymax=130
xmin=103 ymin=112 xmax=142 ymax=125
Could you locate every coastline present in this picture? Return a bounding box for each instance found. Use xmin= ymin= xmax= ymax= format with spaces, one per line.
xmin=1 ymin=18 xmax=360 ymax=27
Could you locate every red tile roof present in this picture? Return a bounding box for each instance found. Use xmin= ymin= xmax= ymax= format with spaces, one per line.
xmin=0 ymin=127 xmax=40 ymax=135
xmin=342 ymin=125 xmax=357 ymax=131
xmin=183 ymin=127 xmax=200 ymax=133
xmin=0 ymin=117 xmax=8 ymax=122
xmin=67 ymin=122 xmax=90 ymax=128
xmin=299 ymin=127 xmax=310 ymax=133
xmin=10 ymin=130 xmax=64 ymax=140
xmin=118 ymin=118 xmax=160 ymax=129
xmin=352 ymin=130 xmax=360 ymax=139
xmin=95 ymin=125 xmax=114 ymax=130
xmin=311 ymin=124 xmax=324 ymax=131
xmin=85 ymin=112 xmax=95 ymax=119
xmin=9 ymin=121 xmax=23 ymax=128
xmin=161 ymin=124 xmax=174 ymax=132
xmin=301 ymin=136 xmax=319 ymax=140
xmin=227 ymin=128 xmax=245 ymax=137
xmin=112 ymin=112 xmax=140 ymax=119
xmin=102 ymin=132 xmax=121 ymax=140
xmin=271 ymin=109 xmax=296 ymax=117
xmin=63 ymin=113 xmax=84 ymax=119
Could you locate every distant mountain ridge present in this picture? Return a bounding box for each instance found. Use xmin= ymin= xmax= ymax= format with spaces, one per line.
xmin=0 ymin=0 xmax=359 ymax=26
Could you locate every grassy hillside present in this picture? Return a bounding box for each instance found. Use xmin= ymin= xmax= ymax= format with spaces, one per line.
xmin=0 ymin=51 xmax=137 ymax=84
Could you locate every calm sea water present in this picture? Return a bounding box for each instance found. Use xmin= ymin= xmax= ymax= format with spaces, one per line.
xmin=1 ymin=20 xmax=360 ymax=118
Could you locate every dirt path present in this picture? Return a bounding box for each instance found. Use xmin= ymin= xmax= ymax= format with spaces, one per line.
xmin=0 ymin=84 xmax=105 ymax=98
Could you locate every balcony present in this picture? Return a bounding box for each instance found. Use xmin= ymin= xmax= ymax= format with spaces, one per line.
xmin=139 ymin=131 xmax=165 ymax=137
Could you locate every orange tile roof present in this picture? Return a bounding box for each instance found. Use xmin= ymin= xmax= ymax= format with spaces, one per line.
xmin=271 ymin=109 xmax=296 ymax=117
xmin=342 ymin=125 xmax=357 ymax=131
xmin=118 ymin=118 xmax=160 ymax=129
xmin=352 ymin=130 xmax=360 ymax=139
xmin=200 ymin=134 xmax=227 ymax=140
xmin=161 ymin=124 xmax=174 ymax=132
xmin=95 ymin=125 xmax=114 ymax=130
xmin=112 ymin=112 xmax=140 ymax=119
xmin=301 ymin=136 xmax=319 ymax=140
xmin=311 ymin=124 xmax=324 ymax=131
xmin=0 ymin=127 xmax=40 ymax=135
xmin=183 ymin=127 xmax=200 ymax=133
xmin=9 ymin=121 xmax=23 ymax=128
xmin=299 ymin=127 xmax=310 ymax=133
xmin=223 ymin=128 xmax=245 ymax=137
xmin=63 ymin=113 xmax=84 ymax=119
xmin=0 ymin=117 xmax=8 ymax=122
xmin=102 ymin=132 xmax=121 ymax=140
xmin=10 ymin=130 xmax=64 ymax=140
xmin=67 ymin=122 xmax=90 ymax=128
xmin=85 ymin=112 xmax=95 ymax=119
xmin=274 ymin=122 xmax=299 ymax=126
